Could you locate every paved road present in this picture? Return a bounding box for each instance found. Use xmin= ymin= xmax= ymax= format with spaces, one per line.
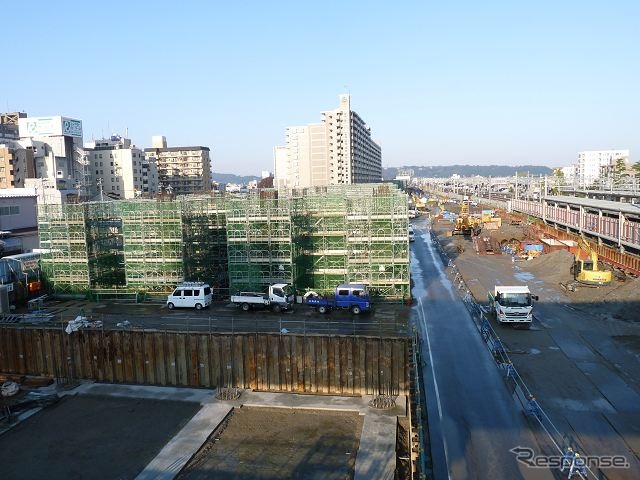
xmin=7 ymin=301 xmax=409 ymax=337
xmin=410 ymin=218 xmax=553 ymax=480
xmin=447 ymin=244 xmax=640 ymax=479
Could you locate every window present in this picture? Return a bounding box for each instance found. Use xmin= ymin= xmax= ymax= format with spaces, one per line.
xmin=183 ymin=289 xmax=193 ymax=297
xmin=193 ymin=289 xmax=200 ymax=296
xmin=0 ymin=205 xmax=20 ymax=216
xmin=95 ymin=170 xmax=99 ymax=174
xmin=204 ymin=287 xmax=211 ymax=296
xmin=172 ymin=289 xmax=181 ymax=296
xmin=99 ymin=154 xmax=102 ymax=159
xmin=337 ymin=289 xmax=349 ymax=296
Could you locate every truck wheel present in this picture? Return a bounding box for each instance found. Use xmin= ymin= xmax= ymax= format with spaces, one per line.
xmin=167 ymin=303 xmax=175 ymax=310
xmin=195 ymin=303 xmax=203 ymax=310
xmin=351 ymin=305 xmax=361 ymax=315
xmin=241 ymin=303 xmax=250 ymax=312
xmin=273 ymin=304 xmax=282 ymax=313
xmin=318 ymin=305 xmax=327 ymax=314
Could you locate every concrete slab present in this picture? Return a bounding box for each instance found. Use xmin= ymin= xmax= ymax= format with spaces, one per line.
xmin=548 ymin=329 xmax=598 ymax=362
xmin=136 ymin=402 xmax=233 ymax=480
xmin=100 ymin=387 xmax=405 ymax=480
xmin=239 ymin=390 xmax=406 ymax=417
xmin=354 ymin=414 xmax=397 ymax=480
xmin=565 ymin=411 xmax=640 ymax=480
xmin=576 ymin=362 xmax=640 ymax=413
xmin=63 ymin=382 xmax=216 ymax=404
xmin=604 ymin=412 xmax=640 ymax=459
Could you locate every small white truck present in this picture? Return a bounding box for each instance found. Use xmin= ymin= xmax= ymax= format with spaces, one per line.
xmin=487 ymin=285 xmax=538 ymax=328
xmin=231 ymin=283 xmax=294 ymax=313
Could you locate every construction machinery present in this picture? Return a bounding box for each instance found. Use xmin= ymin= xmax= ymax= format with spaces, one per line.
xmin=452 ymin=198 xmax=481 ymax=235
xmin=571 ymin=238 xmax=612 ymax=286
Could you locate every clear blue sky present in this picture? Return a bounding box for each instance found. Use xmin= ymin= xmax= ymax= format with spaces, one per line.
xmin=3 ymin=0 xmax=638 ymax=174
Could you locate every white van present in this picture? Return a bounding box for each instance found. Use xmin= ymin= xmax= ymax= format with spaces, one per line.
xmin=167 ymin=282 xmax=213 ymax=310
xmin=408 ymin=226 xmax=416 ymax=242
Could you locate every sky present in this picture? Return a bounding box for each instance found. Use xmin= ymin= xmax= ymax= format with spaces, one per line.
xmin=2 ymin=0 xmax=638 ymax=174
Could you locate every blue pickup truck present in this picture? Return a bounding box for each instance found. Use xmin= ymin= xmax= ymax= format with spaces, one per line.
xmin=305 ymin=284 xmax=372 ymax=314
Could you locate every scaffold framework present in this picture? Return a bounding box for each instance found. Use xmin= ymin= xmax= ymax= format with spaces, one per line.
xmin=37 ymin=184 xmax=410 ymax=300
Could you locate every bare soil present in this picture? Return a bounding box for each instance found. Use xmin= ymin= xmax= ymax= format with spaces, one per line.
xmin=394 ymin=416 xmax=411 ymax=480
xmin=433 ymin=218 xmax=640 ymax=324
xmin=177 ymin=406 xmax=364 ymax=480
xmin=0 ymin=395 xmax=200 ymax=480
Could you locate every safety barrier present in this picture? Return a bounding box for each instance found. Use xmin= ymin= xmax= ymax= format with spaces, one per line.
xmin=428 ymin=226 xmax=596 ymax=479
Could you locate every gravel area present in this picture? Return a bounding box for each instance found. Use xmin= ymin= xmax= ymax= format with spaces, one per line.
xmin=177 ymin=406 xmax=364 ymax=480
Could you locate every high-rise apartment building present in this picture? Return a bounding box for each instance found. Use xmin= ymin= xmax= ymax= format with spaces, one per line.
xmin=576 ymin=150 xmax=629 ymax=187
xmin=144 ymin=137 xmax=212 ymax=195
xmin=274 ymin=94 xmax=382 ymax=189
xmin=84 ymin=136 xmax=158 ymax=199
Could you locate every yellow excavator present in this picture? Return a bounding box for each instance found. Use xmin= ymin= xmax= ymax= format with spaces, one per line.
xmin=572 ymin=238 xmax=612 ymax=286
xmin=452 ymin=198 xmax=482 ymax=235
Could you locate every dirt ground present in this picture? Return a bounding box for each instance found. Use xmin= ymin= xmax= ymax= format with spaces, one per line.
xmin=0 ymin=395 xmax=200 ymax=480
xmin=433 ymin=216 xmax=640 ymax=324
xmin=177 ymin=406 xmax=364 ymax=480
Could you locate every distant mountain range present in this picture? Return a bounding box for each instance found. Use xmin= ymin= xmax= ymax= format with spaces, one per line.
xmin=212 ymin=173 xmax=261 ymax=185
xmin=382 ymin=165 xmax=553 ymax=179
xmin=214 ymin=165 xmax=554 ymax=185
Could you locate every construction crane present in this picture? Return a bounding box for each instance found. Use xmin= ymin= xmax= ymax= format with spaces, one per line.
xmin=572 ymin=237 xmax=612 ymax=286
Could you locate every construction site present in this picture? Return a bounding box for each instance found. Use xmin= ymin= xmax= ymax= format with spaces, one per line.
xmin=0 ymin=182 xmax=420 ymax=480
xmin=419 ymin=191 xmax=640 ymax=479
xmin=36 ymin=184 xmax=410 ymax=300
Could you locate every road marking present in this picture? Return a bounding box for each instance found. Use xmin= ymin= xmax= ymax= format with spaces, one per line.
xmin=418 ymin=297 xmax=452 ymax=480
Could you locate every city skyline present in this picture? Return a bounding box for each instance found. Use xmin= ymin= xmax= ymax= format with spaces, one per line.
xmin=3 ymin=0 xmax=638 ymax=175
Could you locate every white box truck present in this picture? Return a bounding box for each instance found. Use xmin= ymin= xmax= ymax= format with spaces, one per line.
xmin=487 ymin=285 xmax=538 ymax=328
xmin=167 ymin=282 xmax=213 ymax=310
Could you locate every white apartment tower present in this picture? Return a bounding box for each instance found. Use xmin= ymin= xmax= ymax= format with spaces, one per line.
xmin=576 ymin=150 xmax=630 ymax=187
xmin=84 ymin=136 xmax=158 ymax=199
xmin=274 ymin=95 xmax=382 ymax=189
